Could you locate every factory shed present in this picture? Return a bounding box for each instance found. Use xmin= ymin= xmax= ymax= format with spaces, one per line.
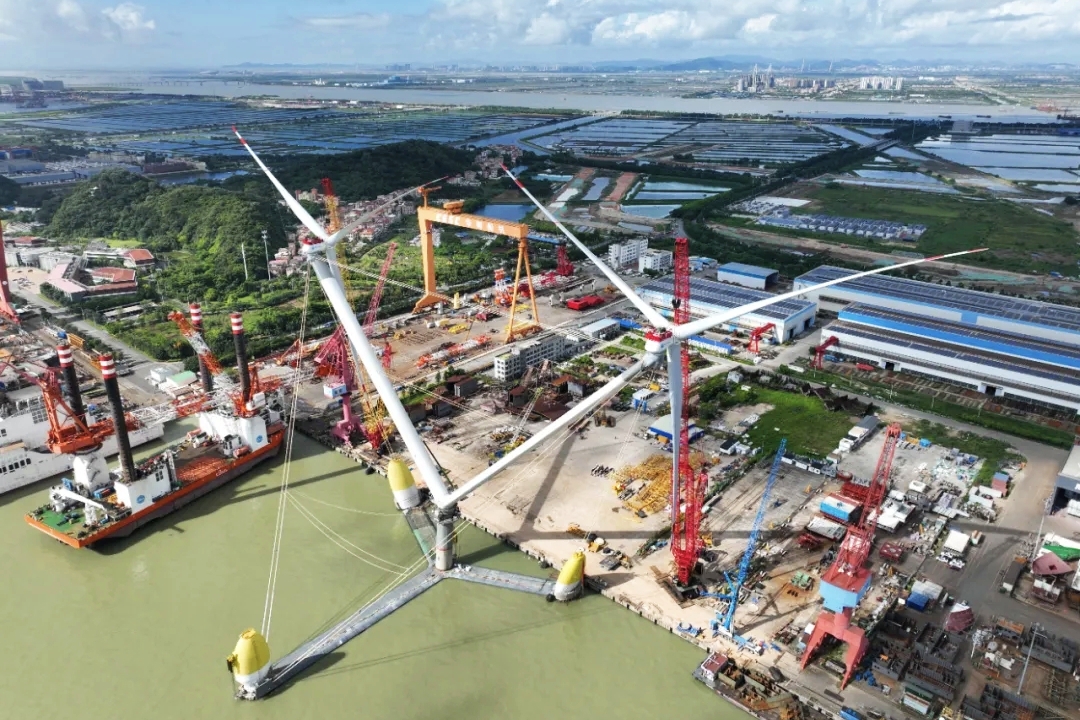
xmin=820 ymin=304 xmax=1080 ymax=412
xmin=1054 ymin=445 xmax=1080 ymax=515
xmin=795 ymin=266 xmax=1080 ymax=348
xmin=716 ymin=262 xmax=778 ymax=290
xmin=579 ymin=318 xmax=620 ymax=340
xmin=647 ymin=413 xmax=704 ymax=442
xmin=641 ymin=276 xmax=816 ymax=341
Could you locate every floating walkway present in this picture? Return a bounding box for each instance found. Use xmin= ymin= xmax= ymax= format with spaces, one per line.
xmin=240 ymin=503 xmax=558 ymax=699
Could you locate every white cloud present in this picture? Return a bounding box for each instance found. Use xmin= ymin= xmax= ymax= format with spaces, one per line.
xmin=102 ymin=3 xmax=155 ymax=33
xmin=303 ymin=13 xmax=392 ymax=30
xmin=406 ymin=0 xmax=1080 ymax=56
xmin=0 ymin=0 xmax=155 ymax=43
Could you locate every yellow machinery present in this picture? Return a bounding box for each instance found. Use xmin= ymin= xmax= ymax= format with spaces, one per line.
xmin=413 ymin=188 xmax=540 ymax=343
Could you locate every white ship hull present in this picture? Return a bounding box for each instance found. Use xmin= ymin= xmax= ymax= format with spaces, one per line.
xmin=0 ymin=423 xmax=165 ymax=495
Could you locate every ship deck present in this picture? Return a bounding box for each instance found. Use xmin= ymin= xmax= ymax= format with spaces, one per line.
xmin=26 ymin=432 xmax=282 ymax=544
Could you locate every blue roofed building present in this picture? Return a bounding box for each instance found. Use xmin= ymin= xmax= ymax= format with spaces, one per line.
xmin=716 ymin=262 xmax=779 ymax=290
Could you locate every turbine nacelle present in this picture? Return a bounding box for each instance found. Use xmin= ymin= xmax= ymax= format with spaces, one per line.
xmin=643 ymin=327 xmax=674 ymax=356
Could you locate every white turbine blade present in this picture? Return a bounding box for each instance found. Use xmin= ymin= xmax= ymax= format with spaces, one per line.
xmin=327 ymin=178 xmax=446 ymax=246
xmin=674 ymin=247 xmax=989 ymax=340
xmin=502 ymin=165 xmax=670 ymax=329
xmin=440 ymin=355 xmax=654 ymax=508
xmin=666 ymin=342 xmax=683 ymax=525
xmin=232 ymin=126 xmax=330 ymax=242
xmin=309 ymin=257 xmax=452 ymax=505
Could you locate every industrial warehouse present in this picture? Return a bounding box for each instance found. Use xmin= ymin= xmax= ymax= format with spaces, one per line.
xmin=798 ymin=267 xmax=1080 ymax=412
xmin=640 ymin=276 xmax=817 ymax=341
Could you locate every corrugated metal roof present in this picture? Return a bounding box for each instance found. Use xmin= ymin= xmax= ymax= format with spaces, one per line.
xmin=717 ymin=262 xmax=778 ymax=279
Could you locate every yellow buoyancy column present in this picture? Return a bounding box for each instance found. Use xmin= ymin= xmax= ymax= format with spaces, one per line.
xmin=226 ymin=629 xmax=271 ymax=692
xmin=553 ymin=551 xmax=586 ymax=601
xmin=387 ymin=458 xmax=421 ymax=509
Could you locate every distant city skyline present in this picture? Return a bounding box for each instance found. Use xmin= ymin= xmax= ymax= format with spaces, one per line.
xmin=2 ymin=0 xmax=1080 ymax=70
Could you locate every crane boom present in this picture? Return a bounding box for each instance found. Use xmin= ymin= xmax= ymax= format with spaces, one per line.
xmin=168 ymin=311 xmax=226 ymax=377
xmin=715 ymin=438 xmax=787 ymax=636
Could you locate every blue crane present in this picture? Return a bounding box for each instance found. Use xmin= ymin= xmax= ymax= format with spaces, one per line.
xmin=712 ymin=438 xmax=787 ymax=640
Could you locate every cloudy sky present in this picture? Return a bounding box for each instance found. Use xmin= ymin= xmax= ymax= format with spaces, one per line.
xmin=1 ymin=0 xmax=1077 ymax=69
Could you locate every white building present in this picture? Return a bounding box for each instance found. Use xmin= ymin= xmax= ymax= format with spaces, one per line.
xmin=608 ymin=238 xmax=648 ymax=268
xmin=638 ymin=248 xmax=673 ymax=273
xmin=492 ymin=334 xmax=568 ymax=382
xmin=640 ymin=276 xmax=816 ymax=342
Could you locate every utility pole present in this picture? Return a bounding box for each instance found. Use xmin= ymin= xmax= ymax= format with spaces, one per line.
xmin=261 ymin=230 xmax=271 ymax=279
xmin=1031 ymin=495 xmax=1052 ymax=561
xmin=241 ymin=241 xmax=249 ymax=282
xmin=1018 ymin=626 xmax=1044 ymax=695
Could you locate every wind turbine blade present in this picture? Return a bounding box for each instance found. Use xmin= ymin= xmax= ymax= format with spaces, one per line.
xmin=327 ymin=177 xmax=446 ymax=246
xmin=440 ymin=355 xmax=654 ymax=507
xmin=501 ymin=165 xmax=670 ymax=329
xmin=232 ymin=126 xmax=330 ymax=243
xmin=674 ymin=248 xmax=989 ymax=339
xmin=666 ymin=342 xmax=683 ymax=525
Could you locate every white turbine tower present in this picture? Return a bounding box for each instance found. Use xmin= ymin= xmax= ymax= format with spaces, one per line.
xmin=234 ymin=128 xmax=987 ymax=576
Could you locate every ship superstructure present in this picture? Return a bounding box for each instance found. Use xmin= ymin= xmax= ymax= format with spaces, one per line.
xmin=25 ymin=314 xmax=290 ymax=548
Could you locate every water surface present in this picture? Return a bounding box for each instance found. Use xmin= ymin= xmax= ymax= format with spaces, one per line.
xmin=1 ymin=427 xmax=736 ymax=720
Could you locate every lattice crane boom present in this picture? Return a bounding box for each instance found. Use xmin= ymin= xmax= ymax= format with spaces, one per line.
xmin=167 ymin=311 xmax=226 ymax=377
xmin=716 ymin=438 xmax=787 ymax=635
xmin=670 ymin=236 xmax=705 ymax=585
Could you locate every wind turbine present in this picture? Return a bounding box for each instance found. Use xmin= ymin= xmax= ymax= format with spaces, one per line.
xmin=233 ymin=128 xmax=987 ymax=585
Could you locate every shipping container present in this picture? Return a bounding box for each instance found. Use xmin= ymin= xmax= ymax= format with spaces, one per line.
xmin=820 ymin=494 xmax=861 ymax=524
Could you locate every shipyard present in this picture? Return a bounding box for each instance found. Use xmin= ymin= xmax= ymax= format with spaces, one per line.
xmin=7 ymin=44 xmax=1080 ymax=720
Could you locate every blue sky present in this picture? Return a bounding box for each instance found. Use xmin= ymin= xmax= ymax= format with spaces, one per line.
xmin=1 ymin=0 xmax=1078 ymax=69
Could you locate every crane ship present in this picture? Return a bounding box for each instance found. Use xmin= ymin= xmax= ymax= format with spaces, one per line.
xmin=25 ymin=313 xmax=287 ymax=549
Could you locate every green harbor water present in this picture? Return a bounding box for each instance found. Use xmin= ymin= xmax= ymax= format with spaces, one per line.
xmin=1 ymin=424 xmax=748 ymax=720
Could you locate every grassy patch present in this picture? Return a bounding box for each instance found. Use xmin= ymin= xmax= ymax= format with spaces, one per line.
xmin=744 ymin=388 xmax=855 ymax=458
xmin=788 ymin=365 xmax=1074 ymax=450
xmin=796 ymin=184 xmax=1080 ymax=274
xmin=619 ymin=335 xmax=646 ymax=351
xmin=904 ymin=419 xmax=1025 ymax=485
xmin=104 ymin=238 xmax=144 ymax=249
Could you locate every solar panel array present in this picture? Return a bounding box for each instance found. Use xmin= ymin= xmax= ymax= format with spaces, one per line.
xmin=831 ymin=322 xmax=1080 ymax=388
xmin=843 ymin=304 xmax=1080 ymax=365
xmin=641 ymin=276 xmax=813 ymax=321
xmin=798 ymin=266 xmax=1080 ymax=334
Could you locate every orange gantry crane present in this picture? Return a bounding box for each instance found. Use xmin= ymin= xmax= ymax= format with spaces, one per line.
xmin=748 ymin=323 xmax=777 ymax=354
xmin=412 ymin=188 xmax=540 ymax=342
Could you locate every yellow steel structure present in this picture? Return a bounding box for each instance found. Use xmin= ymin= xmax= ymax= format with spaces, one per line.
xmin=413 ymin=190 xmax=539 ymax=343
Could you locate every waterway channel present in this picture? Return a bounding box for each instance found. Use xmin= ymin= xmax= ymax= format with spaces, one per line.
xmin=0 ymin=422 xmax=744 ymax=720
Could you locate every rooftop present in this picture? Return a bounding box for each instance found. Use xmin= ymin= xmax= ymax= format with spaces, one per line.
xmin=641 ymin=276 xmax=814 ymax=322
xmin=841 ymin=304 xmax=1080 ymax=370
xmin=89 ymin=267 xmax=137 ymax=283
xmin=798 ymin=266 xmax=1080 ymax=335
xmin=717 ymin=262 xmax=778 ymax=279
xmin=124 ymin=249 xmax=155 ymax=263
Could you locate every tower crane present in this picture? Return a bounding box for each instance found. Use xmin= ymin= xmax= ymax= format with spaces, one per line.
xmin=712 ymin=438 xmax=787 ymax=640
xmin=800 ymin=423 xmax=901 ymax=689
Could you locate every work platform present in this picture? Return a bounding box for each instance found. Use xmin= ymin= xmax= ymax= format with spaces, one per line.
xmin=239 ymin=502 xmax=558 ymax=700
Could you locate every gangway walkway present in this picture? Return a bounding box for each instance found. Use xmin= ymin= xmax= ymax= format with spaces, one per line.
xmin=240 ymin=502 xmax=561 ymax=699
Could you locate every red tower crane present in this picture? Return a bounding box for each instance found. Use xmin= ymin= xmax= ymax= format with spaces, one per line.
xmin=813 ymin=335 xmax=839 ymax=370
xmin=364 ymin=241 xmax=397 ymax=371
xmin=669 ymin=236 xmax=707 ymax=586
xmin=313 ymin=327 xmax=384 ymax=448
xmin=800 ymin=422 xmax=902 ymax=689
xmin=748 ymin=323 xmax=777 ymax=354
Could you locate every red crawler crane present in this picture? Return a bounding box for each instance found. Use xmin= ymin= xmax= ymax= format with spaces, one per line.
xmin=748 ymin=323 xmax=776 ymax=354
xmin=669 ymin=236 xmax=707 ymax=586
xmin=800 ymin=422 xmax=902 ymax=689
xmin=555 ymin=242 xmax=574 ymax=277
xmin=313 ymin=327 xmax=380 ymax=447
xmin=364 ymin=241 xmax=397 ymax=371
